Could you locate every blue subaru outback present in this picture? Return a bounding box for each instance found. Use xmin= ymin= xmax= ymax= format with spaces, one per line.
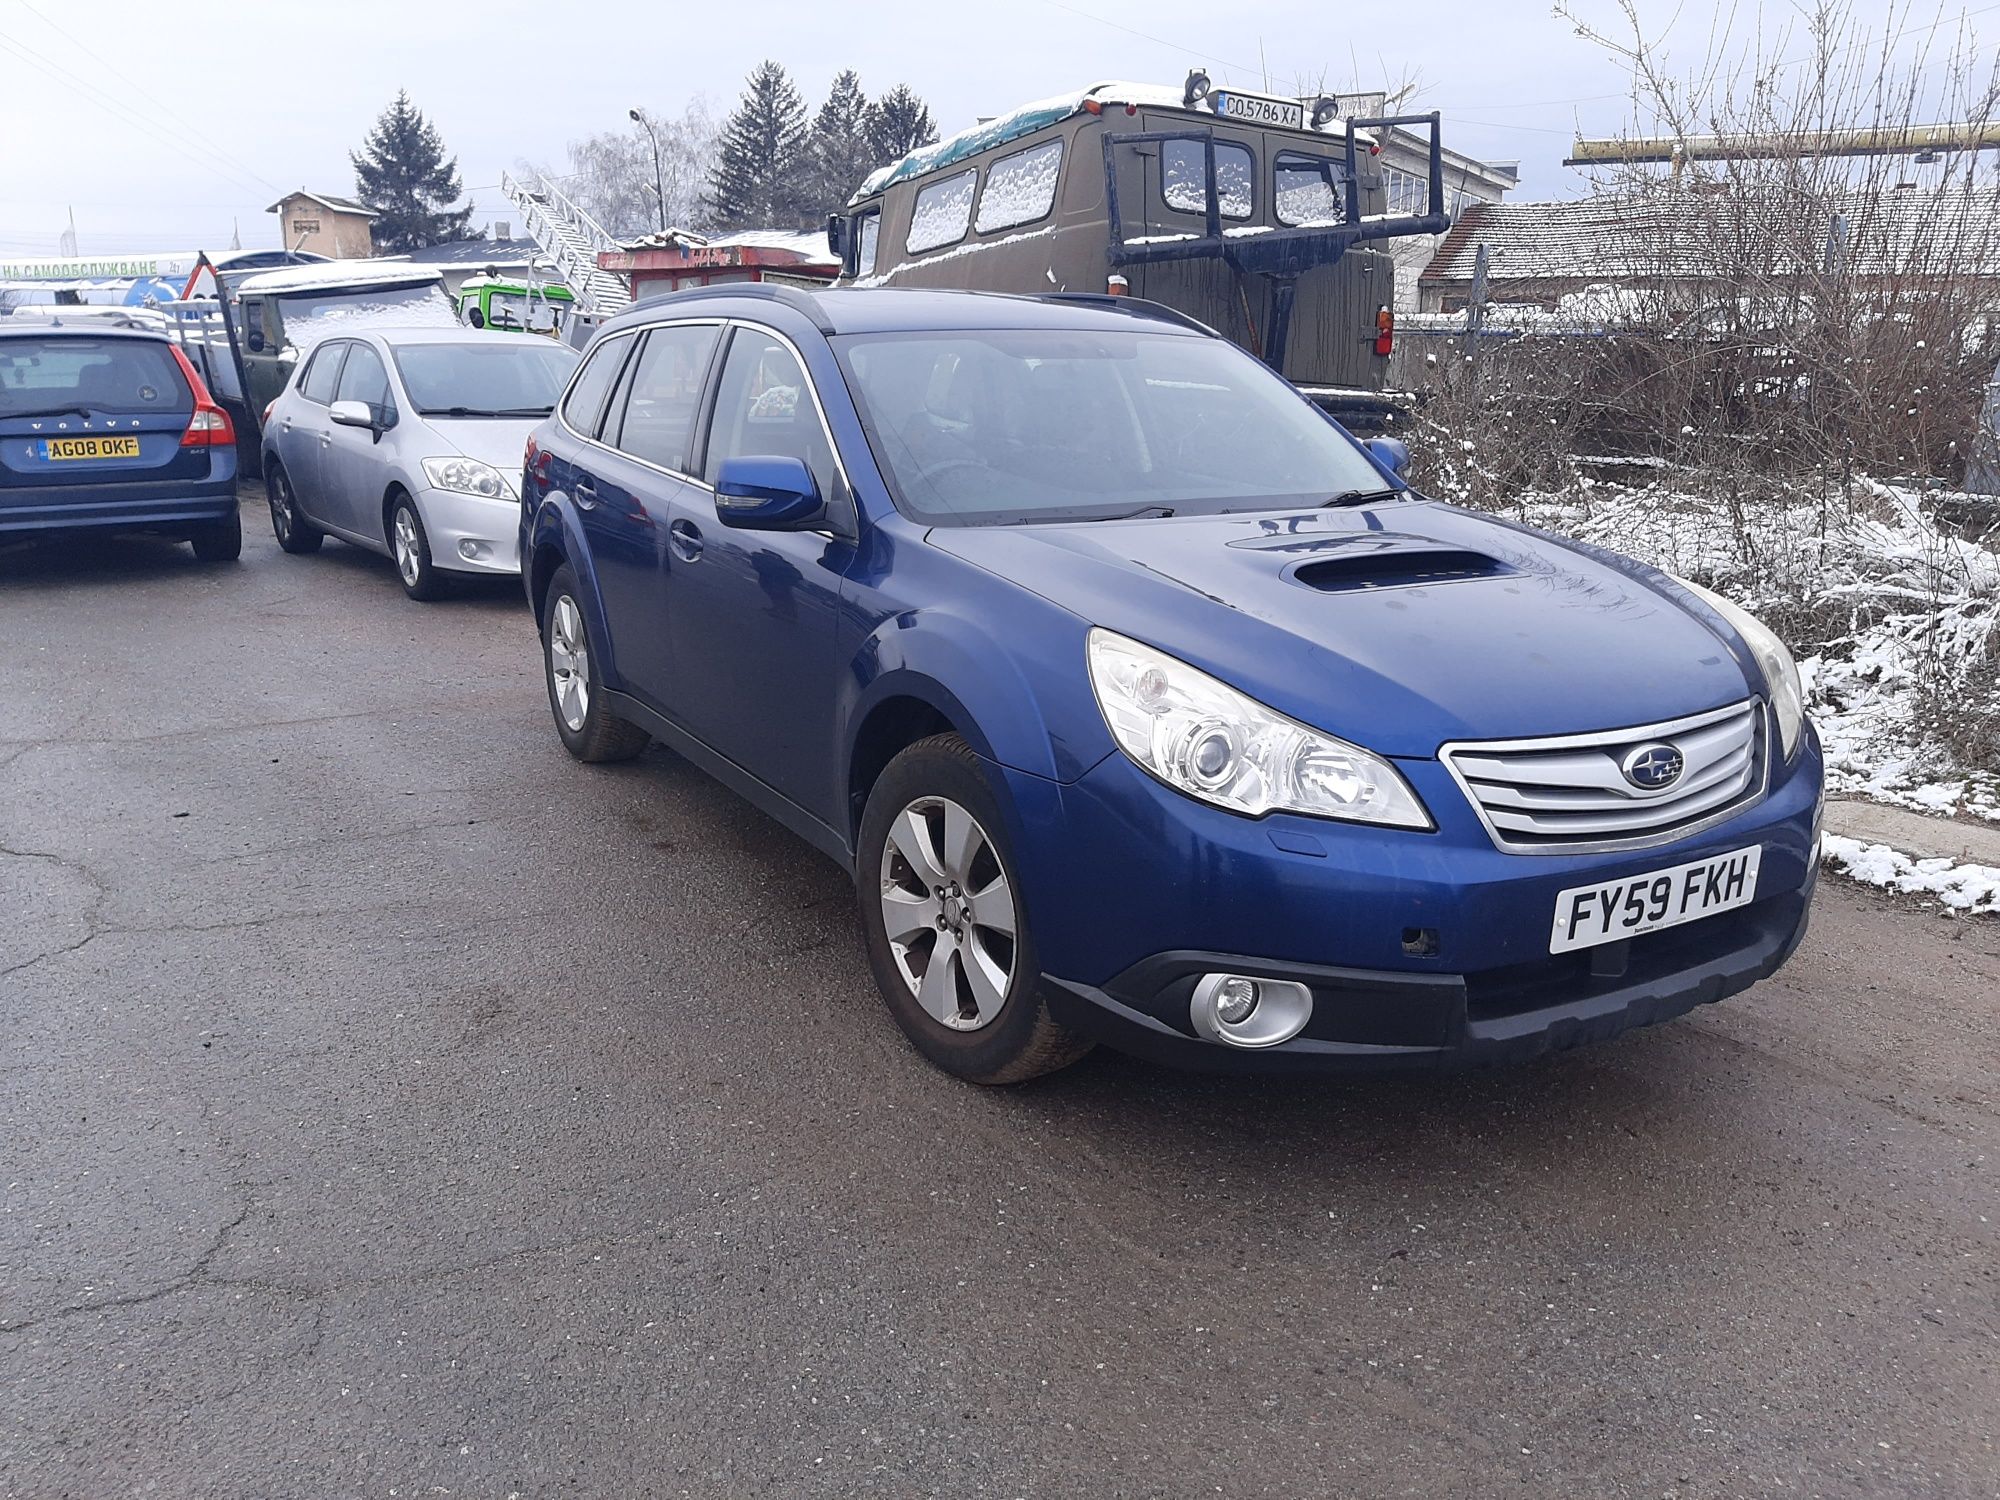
xmin=521 ymin=286 xmax=1822 ymax=1083
xmin=0 ymin=315 xmax=241 ymax=559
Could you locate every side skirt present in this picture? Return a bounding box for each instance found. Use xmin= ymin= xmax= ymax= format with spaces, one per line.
xmin=598 ymin=687 xmax=853 ymax=872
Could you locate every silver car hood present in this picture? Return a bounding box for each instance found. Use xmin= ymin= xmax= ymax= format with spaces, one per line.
xmin=420 ymin=416 xmax=545 ymax=480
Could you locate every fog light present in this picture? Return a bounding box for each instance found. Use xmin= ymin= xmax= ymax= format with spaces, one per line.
xmin=458 ymin=539 xmax=487 ymax=561
xmin=1190 ymin=973 xmax=1312 ymax=1048
xmin=1214 ymin=977 xmax=1259 ymax=1024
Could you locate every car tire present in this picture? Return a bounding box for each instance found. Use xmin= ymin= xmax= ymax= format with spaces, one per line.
xmin=390 ymin=494 xmax=446 ymax=602
xmin=541 ymin=564 xmax=649 ymax=763
xmin=266 ymin=464 xmax=322 ymax=555
xmin=189 ymin=506 xmax=242 ymax=563
xmin=858 ymin=733 xmax=1093 ymax=1085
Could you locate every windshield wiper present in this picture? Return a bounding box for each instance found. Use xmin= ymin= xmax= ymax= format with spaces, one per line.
xmin=424 ymin=405 xmax=550 ymax=418
xmin=1321 ymin=487 xmax=1404 ymax=508
xmin=1076 ymin=504 xmax=1177 ymax=522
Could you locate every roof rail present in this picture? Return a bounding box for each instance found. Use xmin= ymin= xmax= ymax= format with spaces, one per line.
xmin=628 ymin=280 xmax=834 ymax=334
xmin=1035 ymin=292 xmax=1217 ymax=336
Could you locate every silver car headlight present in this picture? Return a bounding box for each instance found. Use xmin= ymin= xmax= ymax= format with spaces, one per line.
xmin=1086 ymin=629 xmax=1431 ymax=828
xmin=422 ymin=456 xmax=512 ymax=499
xmin=1674 ymin=577 xmax=1806 ymax=759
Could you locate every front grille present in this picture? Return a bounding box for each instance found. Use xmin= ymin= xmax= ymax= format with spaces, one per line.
xmin=1441 ymin=699 xmax=1767 ymax=854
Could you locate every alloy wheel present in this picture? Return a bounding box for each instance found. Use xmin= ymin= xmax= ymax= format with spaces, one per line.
xmin=270 ymin=474 xmax=293 ymax=542
xmin=878 ymin=795 xmax=1018 ymax=1031
xmin=393 ymin=508 xmax=421 ymax=587
xmin=547 ymin=594 xmax=590 ymax=732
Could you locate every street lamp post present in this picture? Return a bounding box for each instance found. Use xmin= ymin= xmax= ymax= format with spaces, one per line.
xmin=629 ymin=107 xmax=668 ymax=234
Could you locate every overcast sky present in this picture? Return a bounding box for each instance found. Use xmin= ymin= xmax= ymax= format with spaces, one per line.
xmin=0 ymin=0 xmax=1989 ymax=255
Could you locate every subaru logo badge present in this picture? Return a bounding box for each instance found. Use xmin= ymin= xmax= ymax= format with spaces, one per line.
xmin=1621 ymin=742 xmax=1685 ymax=791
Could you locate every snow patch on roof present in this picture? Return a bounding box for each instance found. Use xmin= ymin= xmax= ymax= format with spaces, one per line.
xmin=237 ymin=260 xmax=446 ymax=296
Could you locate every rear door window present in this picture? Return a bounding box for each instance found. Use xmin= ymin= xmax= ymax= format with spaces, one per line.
xmin=0 ymin=336 xmax=193 ymax=417
xmin=1275 ymin=152 xmax=1346 ymax=226
xmin=907 ymin=169 xmax=976 ymax=254
xmin=1162 ymin=140 xmax=1254 ymax=219
xmin=299 ymin=342 xmax=346 ymax=404
xmin=606 ymin=324 xmax=721 ymax=476
xmin=561 ymin=333 xmax=634 ymax=439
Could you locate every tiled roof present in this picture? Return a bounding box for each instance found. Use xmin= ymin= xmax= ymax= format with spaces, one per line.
xmin=397 ymin=237 xmax=546 ymax=266
xmin=1422 ymin=188 xmax=2000 ymax=285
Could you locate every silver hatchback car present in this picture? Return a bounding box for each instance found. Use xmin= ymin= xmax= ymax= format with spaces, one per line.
xmin=260 ymin=329 xmax=577 ymax=599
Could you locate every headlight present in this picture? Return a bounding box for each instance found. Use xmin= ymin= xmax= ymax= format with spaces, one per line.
xmin=422 ymin=456 xmax=511 ymax=499
xmin=1086 ymin=629 xmax=1431 ymax=828
xmin=1673 ymin=576 xmax=1805 ymax=759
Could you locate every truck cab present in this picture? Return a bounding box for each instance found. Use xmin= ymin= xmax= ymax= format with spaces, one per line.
xmin=456 ymin=274 xmax=574 ymax=338
xmin=828 ymin=74 xmax=1452 ymax=430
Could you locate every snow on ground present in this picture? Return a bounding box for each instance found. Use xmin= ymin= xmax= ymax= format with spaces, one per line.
xmin=1821 ymin=834 xmax=2000 ymax=914
xmin=1486 ymin=477 xmax=2000 ymax=824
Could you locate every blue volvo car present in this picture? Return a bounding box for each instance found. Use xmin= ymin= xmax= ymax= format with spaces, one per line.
xmin=1 ymin=316 xmax=241 ymax=558
xmin=520 ymin=286 xmax=1823 ymax=1084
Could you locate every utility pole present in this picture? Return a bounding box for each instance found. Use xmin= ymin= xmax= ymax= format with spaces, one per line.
xmin=629 ymin=108 xmax=667 ymax=233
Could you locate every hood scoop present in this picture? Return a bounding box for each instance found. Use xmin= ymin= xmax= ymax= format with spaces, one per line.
xmin=1265 ymin=533 xmax=1512 ymax=594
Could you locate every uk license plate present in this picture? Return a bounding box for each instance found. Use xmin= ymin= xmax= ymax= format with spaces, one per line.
xmin=41 ymin=435 xmax=141 ymax=461
xmin=1549 ymin=846 xmax=1762 ymax=954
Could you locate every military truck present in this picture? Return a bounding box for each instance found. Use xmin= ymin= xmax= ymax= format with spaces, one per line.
xmin=174 ymin=254 xmax=457 ymax=472
xmin=827 ymin=74 xmax=1452 ymax=430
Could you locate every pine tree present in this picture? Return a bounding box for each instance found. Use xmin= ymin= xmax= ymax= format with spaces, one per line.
xmin=808 ymin=70 xmax=875 ymax=214
xmin=708 ymin=61 xmax=812 ymax=228
xmin=350 ymin=91 xmax=476 ymax=251
xmin=866 ymin=85 xmax=939 ymax=171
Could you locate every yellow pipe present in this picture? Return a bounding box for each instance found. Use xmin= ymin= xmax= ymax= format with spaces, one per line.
xmin=1564 ymin=122 xmax=2000 ymax=166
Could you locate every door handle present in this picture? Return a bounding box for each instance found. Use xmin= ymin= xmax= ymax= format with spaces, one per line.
xmin=571 ymin=476 xmax=598 ymax=510
xmin=669 ymin=518 xmax=703 ymax=561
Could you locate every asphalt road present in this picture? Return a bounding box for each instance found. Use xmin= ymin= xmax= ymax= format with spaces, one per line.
xmin=2 ymin=495 xmax=1995 ymax=1500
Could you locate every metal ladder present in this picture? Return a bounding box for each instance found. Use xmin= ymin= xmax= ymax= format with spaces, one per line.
xmin=500 ymin=170 xmax=633 ymax=319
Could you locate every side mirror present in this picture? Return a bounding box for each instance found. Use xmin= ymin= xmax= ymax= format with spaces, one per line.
xmin=1365 ymin=436 xmax=1411 ymax=479
xmin=329 ymin=399 xmax=377 ymax=430
xmin=246 ymin=329 xmax=266 ymax=353
xmin=713 ymin=455 xmax=825 ymax=531
xmin=825 ymin=213 xmax=848 ymax=259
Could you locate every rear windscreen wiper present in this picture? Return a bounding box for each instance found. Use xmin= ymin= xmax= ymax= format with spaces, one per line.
xmin=2 ymin=404 xmax=98 ymax=421
xmin=1321 ymin=487 xmax=1403 ymax=508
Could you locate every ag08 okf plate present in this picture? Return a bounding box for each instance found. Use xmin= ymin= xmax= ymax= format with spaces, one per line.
xmin=1550 ymin=845 xmax=1762 ymax=954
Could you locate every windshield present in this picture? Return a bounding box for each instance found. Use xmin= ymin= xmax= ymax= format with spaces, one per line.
xmin=834 ymin=328 xmax=1397 ymax=525
xmin=0 ymin=336 xmax=192 ymax=418
xmin=274 ymin=284 xmax=459 ymax=349
xmin=391 ymin=341 xmax=580 ymax=417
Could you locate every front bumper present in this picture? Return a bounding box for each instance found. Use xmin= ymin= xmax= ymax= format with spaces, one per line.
xmin=1003 ymin=728 xmax=1823 ymax=1072
xmin=416 ymin=487 xmax=522 ymax=575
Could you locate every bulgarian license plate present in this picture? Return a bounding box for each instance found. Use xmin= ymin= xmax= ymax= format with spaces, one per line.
xmin=1549 ymin=845 xmax=1761 ymax=954
xmin=1212 ymin=91 xmax=1305 ymax=130
xmin=41 ymin=435 xmax=141 ymax=461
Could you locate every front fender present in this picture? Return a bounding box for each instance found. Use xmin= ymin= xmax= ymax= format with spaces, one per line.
xmin=524 ymin=493 xmax=625 ymax=691
xmin=848 ymin=603 xmax=1112 ymax=785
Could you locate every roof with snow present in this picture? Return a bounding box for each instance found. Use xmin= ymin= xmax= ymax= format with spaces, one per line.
xmin=265 ymin=190 xmax=380 ymax=218
xmin=235 ymin=259 xmax=445 ymax=296
xmin=395 ymin=237 xmax=547 ymax=267
xmin=1422 ymin=188 xmax=2000 ymax=287
xmin=849 ymin=81 xmax=1369 ymax=203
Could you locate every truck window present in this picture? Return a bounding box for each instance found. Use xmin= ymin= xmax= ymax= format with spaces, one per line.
xmin=1162 ymin=140 xmax=1253 ymax=220
xmin=855 ymin=212 xmax=881 ymax=276
xmin=975 ymin=139 xmax=1063 ymax=233
xmin=907 ymin=169 xmax=977 ymax=255
xmin=1275 ymin=152 xmax=1346 ymax=227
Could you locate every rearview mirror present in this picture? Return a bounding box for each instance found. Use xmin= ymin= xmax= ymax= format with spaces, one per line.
xmin=329 ymin=399 xmax=377 ymax=431
xmin=245 ymin=329 xmax=266 ymax=353
xmin=714 ymin=455 xmax=825 ymax=531
xmin=1364 ymin=436 xmax=1411 ymax=479
xmin=825 ymin=213 xmax=848 ymax=259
